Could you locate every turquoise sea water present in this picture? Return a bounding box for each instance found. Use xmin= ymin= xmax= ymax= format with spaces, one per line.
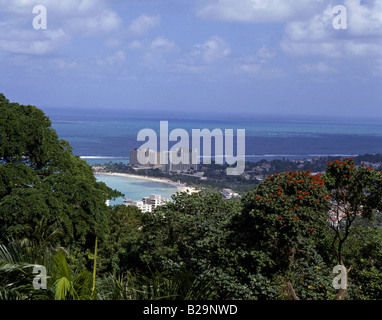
xmin=95 ymin=174 xmax=178 ymax=205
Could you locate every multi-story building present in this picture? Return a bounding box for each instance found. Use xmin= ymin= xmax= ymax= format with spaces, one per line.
xmin=125 ymin=194 xmax=169 ymax=213
xmin=143 ymin=194 xmax=168 ymax=211
xmin=161 ymin=148 xmax=198 ymax=173
xmin=127 ymin=200 xmax=153 ymax=213
xmin=129 ymin=148 xmax=161 ymax=168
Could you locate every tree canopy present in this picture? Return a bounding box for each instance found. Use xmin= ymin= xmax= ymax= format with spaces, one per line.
xmin=0 ymin=94 xmax=122 ymax=264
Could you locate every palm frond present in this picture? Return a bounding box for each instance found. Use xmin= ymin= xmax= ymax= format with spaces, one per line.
xmin=54 ymin=276 xmax=73 ymax=300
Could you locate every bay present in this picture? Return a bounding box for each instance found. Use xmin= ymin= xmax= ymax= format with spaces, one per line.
xmin=94 ymin=173 xmax=179 ymax=206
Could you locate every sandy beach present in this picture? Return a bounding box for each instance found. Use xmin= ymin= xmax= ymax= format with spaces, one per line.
xmin=94 ymin=171 xmax=201 ymax=194
xmin=95 ymin=172 xmax=179 ymax=186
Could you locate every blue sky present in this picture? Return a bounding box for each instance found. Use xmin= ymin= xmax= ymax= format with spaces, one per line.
xmin=0 ymin=0 xmax=381 ymax=118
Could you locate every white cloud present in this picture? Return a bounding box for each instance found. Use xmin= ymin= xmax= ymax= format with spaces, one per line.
xmin=0 ymin=0 xmax=121 ymax=57
xmin=68 ymin=9 xmax=121 ymax=36
xmin=299 ymin=62 xmax=337 ymax=74
xmin=107 ymin=50 xmax=125 ymax=65
xmin=0 ymin=0 xmax=105 ymax=15
xmin=151 ymin=36 xmax=176 ymax=51
xmin=234 ymin=61 xmax=283 ymax=78
xmin=236 ymin=63 xmax=261 ymax=75
xmin=173 ymin=64 xmax=207 ymax=75
xmin=257 ymin=45 xmax=276 ymax=61
xmin=95 ymin=50 xmax=126 ymax=67
xmin=197 ymin=0 xmax=381 ymax=77
xmin=281 ymin=0 xmax=382 ymax=60
xmin=197 ymin=0 xmax=323 ymax=22
xmin=346 ymin=0 xmax=382 ymax=36
xmin=53 ymin=58 xmax=77 ymax=69
xmin=0 ymin=28 xmax=68 ymax=55
xmin=191 ymin=36 xmax=231 ymax=64
xmin=127 ymin=14 xmax=161 ymax=37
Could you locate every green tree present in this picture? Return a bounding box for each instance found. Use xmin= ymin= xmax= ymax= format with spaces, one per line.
xmin=137 ymin=191 xmax=246 ymax=299
xmin=236 ymin=170 xmax=333 ymax=299
xmin=99 ymin=204 xmax=144 ymax=274
xmin=0 ymin=94 xmax=122 ymax=267
xmin=324 ymin=158 xmax=382 ymax=299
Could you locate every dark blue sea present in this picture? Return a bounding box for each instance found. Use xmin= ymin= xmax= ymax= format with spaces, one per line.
xmin=45 ymin=108 xmax=382 ymax=165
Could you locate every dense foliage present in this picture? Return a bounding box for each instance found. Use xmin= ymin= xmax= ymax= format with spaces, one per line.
xmin=1 ymin=94 xmax=382 ymax=300
xmin=0 ymin=94 xmax=122 ymax=269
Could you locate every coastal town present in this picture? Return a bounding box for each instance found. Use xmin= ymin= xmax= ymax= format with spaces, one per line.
xmin=92 ymin=149 xmax=382 ymax=213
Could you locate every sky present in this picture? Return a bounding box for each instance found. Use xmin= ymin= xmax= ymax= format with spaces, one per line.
xmin=0 ymin=0 xmax=381 ymax=118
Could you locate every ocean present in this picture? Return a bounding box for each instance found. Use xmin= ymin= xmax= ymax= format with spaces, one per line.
xmin=44 ymin=108 xmax=382 ymax=203
xmin=46 ymin=108 xmax=382 ymax=161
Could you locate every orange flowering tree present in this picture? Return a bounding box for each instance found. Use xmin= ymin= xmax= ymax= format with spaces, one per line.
xmin=238 ymin=170 xmax=332 ymax=299
xmin=324 ymin=158 xmax=382 ymax=299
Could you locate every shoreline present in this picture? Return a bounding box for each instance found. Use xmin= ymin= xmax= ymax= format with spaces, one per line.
xmin=94 ymin=171 xmax=201 ymax=195
xmin=94 ymin=171 xmax=180 ymax=187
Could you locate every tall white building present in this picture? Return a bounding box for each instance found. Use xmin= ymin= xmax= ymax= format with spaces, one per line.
xmin=161 ymin=148 xmax=198 ymax=173
xmin=129 ymin=148 xmax=160 ymax=167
